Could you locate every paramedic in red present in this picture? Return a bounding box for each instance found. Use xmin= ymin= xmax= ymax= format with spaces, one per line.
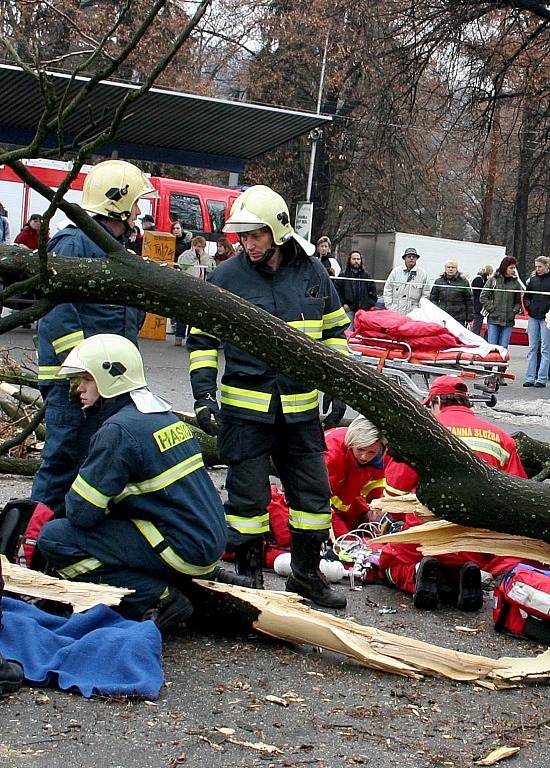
xmin=379 ymin=375 xmax=527 ymax=611
xmin=325 ymin=416 xmax=386 ymax=538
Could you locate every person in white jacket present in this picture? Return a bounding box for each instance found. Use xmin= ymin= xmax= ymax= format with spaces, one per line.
xmin=383 ymin=247 xmax=431 ymax=314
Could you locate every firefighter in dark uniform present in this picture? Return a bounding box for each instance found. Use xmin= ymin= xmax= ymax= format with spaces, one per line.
xmin=37 ymin=335 xmax=228 ymax=629
xmin=31 ymin=160 xmax=158 ymax=517
xmin=187 ymin=185 xmax=350 ymax=609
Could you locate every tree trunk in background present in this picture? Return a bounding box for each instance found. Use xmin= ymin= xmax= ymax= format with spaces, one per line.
xmin=512 ymin=103 xmax=536 ymax=277
xmin=479 ymin=105 xmax=500 ymax=244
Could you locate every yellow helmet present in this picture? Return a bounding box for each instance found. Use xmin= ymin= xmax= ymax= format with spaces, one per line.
xmin=59 ymin=334 xmax=146 ymax=399
xmin=82 ymin=160 xmax=158 ymax=221
xmin=223 ymin=185 xmax=315 ymax=255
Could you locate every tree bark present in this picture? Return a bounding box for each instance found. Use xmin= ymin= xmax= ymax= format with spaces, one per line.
xmin=479 ymin=105 xmax=500 ymax=244
xmin=0 ymin=246 xmax=548 ymax=543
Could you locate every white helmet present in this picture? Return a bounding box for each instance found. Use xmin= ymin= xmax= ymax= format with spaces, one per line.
xmin=223 ymin=185 xmax=315 ymax=256
xmin=59 ymin=334 xmax=147 ymax=399
xmin=82 ymin=160 xmax=158 ymax=221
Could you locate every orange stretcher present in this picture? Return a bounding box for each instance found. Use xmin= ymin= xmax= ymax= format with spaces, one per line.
xmin=348 ymin=335 xmax=513 ymax=405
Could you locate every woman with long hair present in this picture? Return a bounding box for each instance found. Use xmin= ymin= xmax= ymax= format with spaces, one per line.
xmin=480 ymin=256 xmax=523 ymax=349
xmin=214 ymin=236 xmax=235 ymax=266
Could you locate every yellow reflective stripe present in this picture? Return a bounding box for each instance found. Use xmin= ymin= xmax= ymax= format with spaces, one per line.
xmin=383 ymin=484 xmax=409 ymax=497
xmin=360 ymin=478 xmax=386 ymax=498
xmin=225 ymin=513 xmax=270 ymax=535
xmin=52 ymin=330 xmax=85 ymax=355
xmin=189 ymin=349 xmax=218 ymax=372
xmin=132 ymin=519 xmax=217 ymax=576
xmin=280 ymin=390 xmax=318 ymax=414
xmin=287 ymin=319 xmax=323 ymax=339
xmin=330 ymin=495 xmax=350 ymax=512
xmin=220 ymin=385 xmax=272 ymax=413
xmin=460 ymin=437 xmax=510 ymax=466
xmin=38 ymin=365 xmax=68 ymax=381
xmin=322 ymin=307 xmax=349 ymax=330
xmin=189 ymin=326 xmax=219 ymax=340
xmin=71 ymin=474 xmax=110 ymax=509
xmin=114 ymin=453 xmax=204 ymax=502
xmin=58 ymin=557 xmax=103 ymax=579
xmin=288 ymin=508 xmax=331 ymax=531
xmin=322 ymin=337 xmax=349 ymax=354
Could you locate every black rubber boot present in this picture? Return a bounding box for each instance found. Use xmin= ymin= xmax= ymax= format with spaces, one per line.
xmin=413 ymin=557 xmax=440 ymax=610
xmin=142 ymin=586 xmax=193 ymax=633
xmin=0 ymin=657 xmax=24 ymax=695
xmin=208 ymin=566 xmax=255 ymax=589
xmin=457 ymin=561 xmax=483 ymax=611
xmin=286 ymin=532 xmax=346 ymax=609
xmin=235 ymin=538 xmax=265 ymax=589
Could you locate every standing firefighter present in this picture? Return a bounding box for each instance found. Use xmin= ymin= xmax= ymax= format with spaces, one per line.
xmin=32 ymin=160 xmax=158 ymax=516
xmin=187 ymin=185 xmax=350 ymax=608
xmin=38 ymin=335 xmax=227 ymax=630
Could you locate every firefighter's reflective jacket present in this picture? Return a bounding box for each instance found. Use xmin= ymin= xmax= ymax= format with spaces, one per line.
xmin=37 ymin=225 xmax=145 ymax=388
xmin=187 ymin=248 xmax=349 ymax=423
xmin=65 ymin=395 xmax=227 ymax=574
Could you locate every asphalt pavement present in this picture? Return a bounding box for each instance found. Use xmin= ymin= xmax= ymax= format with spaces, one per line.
xmin=0 ymin=328 xmax=549 ymax=768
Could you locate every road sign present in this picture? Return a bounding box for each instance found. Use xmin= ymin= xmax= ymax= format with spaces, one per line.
xmin=295 ymin=201 xmax=314 ymax=242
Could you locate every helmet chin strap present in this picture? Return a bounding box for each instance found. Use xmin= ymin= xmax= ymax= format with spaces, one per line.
xmin=246 ymin=247 xmax=276 ymax=267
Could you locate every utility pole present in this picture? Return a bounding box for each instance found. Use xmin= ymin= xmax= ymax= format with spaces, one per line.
xmin=305 ymin=34 xmax=329 ymax=203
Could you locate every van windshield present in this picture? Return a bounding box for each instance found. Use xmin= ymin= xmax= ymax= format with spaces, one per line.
xmin=207 ymin=199 xmax=226 ymax=233
xmin=170 ymin=193 xmax=203 ymax=231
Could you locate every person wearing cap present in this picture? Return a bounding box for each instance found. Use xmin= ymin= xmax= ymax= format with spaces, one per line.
xmin=140 ymin=213 xmax=156 ymax=231
xmin=324 ymin=416 xmax=386 ymax=539
xmin=37 ymin=334 xmax=228 ymax=631
xmin=187 ymin=184 xmax=350 ymax=609
xmin=31 ymin=160 xmax=159 ymax=518
xmin=382 ymin=247 xmax=430 ymax=315
xmin=429 ymin=260 xmax=473 ymax=326
xmin=378 ymin=375 xmax=527 ymax=611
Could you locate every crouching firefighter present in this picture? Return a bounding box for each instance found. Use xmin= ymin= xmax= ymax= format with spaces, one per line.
xmin=37 ymin=334 xmax=234 ymax=631
xmin=187 ymin=185 xmax=350 ymax=609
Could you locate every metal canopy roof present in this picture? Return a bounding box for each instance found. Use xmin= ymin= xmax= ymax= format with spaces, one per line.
xmin=0 ymin=64 xmax=331 ymax=173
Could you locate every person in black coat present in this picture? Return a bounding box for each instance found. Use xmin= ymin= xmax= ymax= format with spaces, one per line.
xmin=336 ymin=251 xmax=378 ymax=327
xmin=429 ymin=260 xmax=474 ymax=326
xmin=471 ymin=264 xmax=494 ymax=336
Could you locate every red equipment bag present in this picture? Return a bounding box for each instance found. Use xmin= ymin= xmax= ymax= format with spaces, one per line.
xmin=493 ymin=564 xmax=550 ymax=644
xmin=0 ymin=498 xmax=54 ymax=570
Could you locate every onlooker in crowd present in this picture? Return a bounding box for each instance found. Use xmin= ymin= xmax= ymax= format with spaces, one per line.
xmin=214 ymin=236 xmax=235 ymax=267
xmin=315 ymin=236 xmax=341 ymax=276
xmin=14 ymin=214 xmax=43 ymax=250
xmin=31 ymin=160 xmax=158 ymax=516
xmin=378 ymin=376 xmax=527 ymax=611
xmin=336 ymin=251 xmax=378 ymax=327
xmin=170 ymin=220 xmax=192 ymax=260
xmin=480 ymin=256 xmax=523 ymax=349
xmin=38 ymin=334 xmax=227 ymax=630
xmin=124 ymin=224 xmax=142 ymax=254
xmin=188 ymin=184 xmax=350 ymax=608
xmin=177 ymin=235 xmax=214 ymax=278
xmin=523 ymin=255 xmax=550 ymax=388
xmin=470 ymin=264 xmax=494 ymax=336
xmin=429 ymin=260 xmax=474 ymax=326
xmin=141 ymin=213 xmax=156 ymax=232
xmin=383 ymin=247 xmax=430 ymax=314
xmin=0 ymin=203 xmax=10 ymax=243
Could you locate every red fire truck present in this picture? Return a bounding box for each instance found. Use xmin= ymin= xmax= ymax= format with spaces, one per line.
xmin=0 ymin=159 xmax=240 ymax=243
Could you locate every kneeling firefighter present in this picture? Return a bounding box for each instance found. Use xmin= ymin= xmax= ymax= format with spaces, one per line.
xmin=37 ymin=334 xmax=243 ymax=631
xmin=187 ymin=185 xmax=350 ymax=608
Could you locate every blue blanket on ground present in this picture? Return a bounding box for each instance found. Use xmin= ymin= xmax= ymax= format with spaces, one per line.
xmin=0 ymin=597 xmax=164 ymax=699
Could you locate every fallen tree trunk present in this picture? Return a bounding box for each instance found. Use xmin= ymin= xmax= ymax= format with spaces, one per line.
xmin=513 ymin=431 xmax=550 ymax=480
xmin=0 ymin=247 xmax=549 ymax=542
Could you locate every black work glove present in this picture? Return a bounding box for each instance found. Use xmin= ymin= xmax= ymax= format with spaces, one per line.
xmin=195 ymin=394 xmax=220 ymax=436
